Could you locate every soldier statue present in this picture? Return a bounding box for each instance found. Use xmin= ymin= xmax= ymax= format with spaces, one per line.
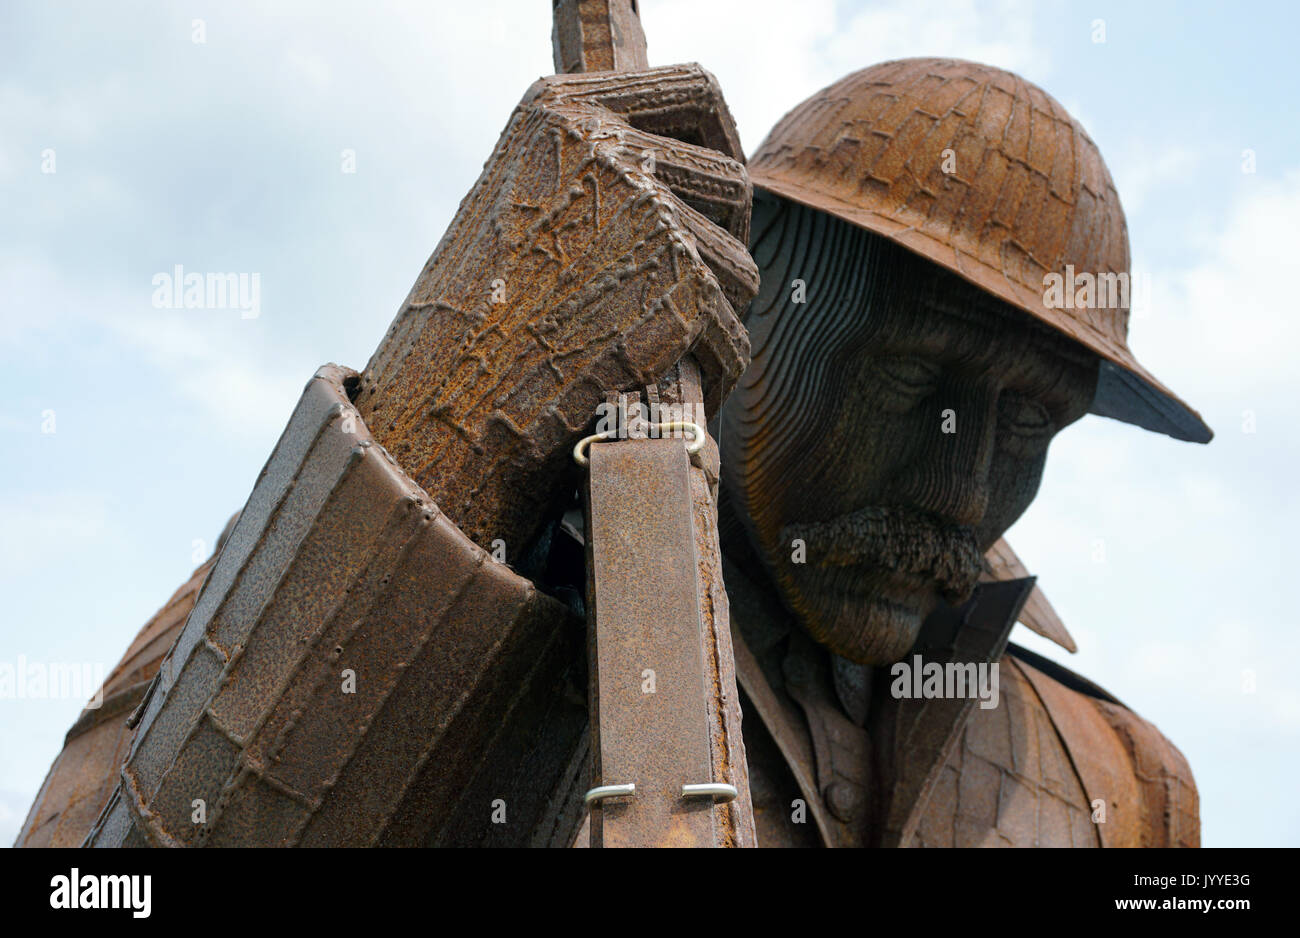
xmin=17 ymin=1 xmax=1207 ymax=848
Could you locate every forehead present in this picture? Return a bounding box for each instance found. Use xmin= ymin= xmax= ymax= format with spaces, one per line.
xmin=748 ymin=193 xmax=1098 ymax=387
xmin=871 ymin=275 xmax=1096 ymax=373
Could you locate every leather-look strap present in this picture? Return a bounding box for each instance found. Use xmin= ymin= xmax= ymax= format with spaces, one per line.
xmin=581 ymin=384 xmax=754 ymax=847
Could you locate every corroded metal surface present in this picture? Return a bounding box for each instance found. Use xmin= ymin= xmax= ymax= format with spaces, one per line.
xmin=350 ymin=63 xmax=755 ymax=558
xmin=749 ymin=57 xmax=1210 ymax=444
xmin=19 ymin=6 xmax=1205 ymax=852
xmin=1091 ymin=695 xmax=1201 ymax=847
xmin=720 ymin=58 xmax=1203 ymax=848
xmin=907 ymin=652 xmax=1200 ymax=848
xmin=726 ymin=563 xmax=1194 ymax=848
xmin=729 ymin=624 xmax=833 ymax=846
xmin=664 ymin=364 xmax=756 ymax=848
xmin=585 ymin=435 xmax=716 ymax=846
xmin=564 ymin=2 xmax=754 ymax=848
xmin=722 ymin=192 xmax=1103 ymax=667
xmin=906 ymin=655 xmax=1102 ymax=848
xmin=553 ymin=0 xmax=649 ymax=74
xmin=30 ymin=3 xmax=761 ymax=849
xmin=577 ymin=385 xmax=755 ymax=846
xmin=719 ymin=494 xmax=1201 ymax=850
xmin=782 ymin=634 xmax=872 ymax=843
xmin=85 ymin=366 xmax=587 ymax=847
xmin=1018 ymin=657 xmax=1200 ymax=847
xmin=17 ymin=680 xmax=151 ymax=849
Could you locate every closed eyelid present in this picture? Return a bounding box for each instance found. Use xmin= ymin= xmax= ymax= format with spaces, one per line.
xmin=873 ymin=355 xmax=941 ymax=391
xmin=998 ymin=392 xmax=1052 ymax=433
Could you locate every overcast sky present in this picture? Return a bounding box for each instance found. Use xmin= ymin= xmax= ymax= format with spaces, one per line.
xmin=2 ymin=0 xmax=1296 ymax=847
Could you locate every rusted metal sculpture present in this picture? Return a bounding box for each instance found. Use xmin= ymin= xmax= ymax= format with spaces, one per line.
xmin=547 ymin=0 xmax=754 ymax=849
xmin=17 ymin=10 xmax=1206 ymax=849
xmin=745 ymin=58 xmax=1210 ymax=444
xmin=722 ymin=57 xmax=1206 ymax=847
xmin=30 ymin=0 xmax=752 ymax=849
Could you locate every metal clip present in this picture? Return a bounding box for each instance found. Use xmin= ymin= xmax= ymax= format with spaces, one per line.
xmin=573 ymin=421 xmax=705 ymax=467
xmin=681 ymin=783 xmax=739 ymax=802
xmin=584 ymin=783 xmax=636 ymax=807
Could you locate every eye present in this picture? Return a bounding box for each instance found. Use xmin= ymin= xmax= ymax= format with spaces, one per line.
xmin=999 ymin=392 xmax=1052 ymax=438
xmin=872 ymin=356 xmax=940 ymax=397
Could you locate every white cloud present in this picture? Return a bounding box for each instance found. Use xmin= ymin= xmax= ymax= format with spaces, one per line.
xmin=0 ymin=493 xmax=108 ymax=582
xmin=283 ymin=46 xmax=333 ymax=91
xmin=1132 ymin=168 xmax=1300 ymax=397
xmin=644 ymin=0 xmax=1046 ymax=155
xmin=826 ymin=0 xmax=1046 ymax=77
xmin=1111 ymin=143 xmax=1204 ymax=216
xmin=106 ymin=308 xmax=307 ymax=438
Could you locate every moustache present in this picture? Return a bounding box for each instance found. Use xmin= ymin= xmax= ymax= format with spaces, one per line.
xmin=779 ymin=505 xmax=983 ymax=602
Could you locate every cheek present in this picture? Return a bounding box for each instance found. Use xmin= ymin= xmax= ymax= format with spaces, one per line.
xmin=798 ymin=407 xmax=909 ymax=511
xmin=978 ymin=446 xmax=1049 ymax=547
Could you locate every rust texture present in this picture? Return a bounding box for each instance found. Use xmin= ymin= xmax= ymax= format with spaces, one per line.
xmin=726 ymin=541 xmax=1201 ymax=847
xmin=907 ymin=654 xmax=1199 ymax=848
xmin=17 ymin=13 xmax=1205 ymax=851
xmin=665 ymin=362 xmax=756 ymax=847
xmin=1018 ymin=659 xmax=1200 ymax=847
xmin=723 ymin=190 xmax=1102 ymax=666
xmin=350 ymin=63 xmax=754 ymax=558
xmin=906 ymin=655 xmax=1102 ymax=847
xmin=85 ymin=366 xmax=588 ymax=847
xmin=583 ymin=379 xmax=755 ymax=848
xmin=586 ymin=434 xmax=716 ymax=846
xmin=553 ymin=0 xmax=649 ymax=74
xmin=749 ymin=57 xmax=1210 ymax=444
xmin=728 ymin=613 xmax=834 ymax=845
xmin=26 ymin=2 xmax=762 ymax=849
xmin=572 ymin=6 xmax=755 ymax=845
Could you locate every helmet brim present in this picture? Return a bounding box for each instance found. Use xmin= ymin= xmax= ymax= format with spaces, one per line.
xmin=752 ymin=177 xmax=1213 ymax=444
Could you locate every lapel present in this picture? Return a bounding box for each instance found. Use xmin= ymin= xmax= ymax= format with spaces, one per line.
xmin=872 ymin=578 xmax=1035 ymax=846
xmin=724 ymin=546 xmax=1035 ymax=848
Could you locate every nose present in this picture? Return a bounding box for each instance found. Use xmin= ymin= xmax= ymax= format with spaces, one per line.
xmin=891 ymin=376 xmax=998 ymax=527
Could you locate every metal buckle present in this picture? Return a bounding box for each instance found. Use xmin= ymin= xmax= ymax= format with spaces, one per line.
xmin=572 ymin=420 xmax=705 ymax=467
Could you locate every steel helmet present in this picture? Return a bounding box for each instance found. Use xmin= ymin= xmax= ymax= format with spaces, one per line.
xmin=748 ymin=57 xmax=1211 ymax=443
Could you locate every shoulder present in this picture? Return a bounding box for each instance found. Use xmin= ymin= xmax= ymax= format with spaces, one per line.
xmin=1006 ymin=646 xmax=1200 ymax=847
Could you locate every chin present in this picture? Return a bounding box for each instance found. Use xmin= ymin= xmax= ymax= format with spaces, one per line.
xmin=784 ymin=566 xmax=934 ymax=665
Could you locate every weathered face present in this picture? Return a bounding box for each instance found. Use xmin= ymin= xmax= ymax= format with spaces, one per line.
xmin=721 ymin=195 xmax=1099 ymax=664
